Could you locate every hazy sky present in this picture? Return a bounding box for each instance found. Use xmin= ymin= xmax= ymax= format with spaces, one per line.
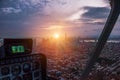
xmin=0 ymin=0 xmax=119 ymax=38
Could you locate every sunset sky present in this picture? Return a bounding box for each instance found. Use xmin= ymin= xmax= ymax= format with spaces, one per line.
xmin=0 ymin=0 xmax=120 ymax=38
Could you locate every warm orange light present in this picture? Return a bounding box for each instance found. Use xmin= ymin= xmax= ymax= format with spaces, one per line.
xmin=53 ymin=33 xmax=60 ymax=39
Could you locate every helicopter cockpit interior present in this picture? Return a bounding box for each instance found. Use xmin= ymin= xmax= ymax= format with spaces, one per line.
xmin=0 ymin=0 xmax=120 ymax=80
xmin=0 ymin=39 xmax=47 ymax=80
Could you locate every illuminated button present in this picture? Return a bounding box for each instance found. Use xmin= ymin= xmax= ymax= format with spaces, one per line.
xmin=11 ymin=65 xmax=21 ymax=75
xmin=13 ymin=76 xmax=22 ymax=80
xmin=2 ymin=77 xmax=10 ymax=80
xmin=23 ymin=73 xmax=32 ymax=80
xmin=23 ymin=63 xmax=31 ymax=73
xmin=1 ymin=67 xmax=10 ymax=75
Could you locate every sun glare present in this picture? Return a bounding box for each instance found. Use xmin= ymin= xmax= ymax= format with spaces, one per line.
xmin=53 ymin=33 xmax=60 ymax=39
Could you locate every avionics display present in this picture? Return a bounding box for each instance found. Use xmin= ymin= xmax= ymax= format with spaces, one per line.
xmin=4 ymin=39 xmax=33 ymax=56
xmin=11 ymin=45 xmax=25 ymax=53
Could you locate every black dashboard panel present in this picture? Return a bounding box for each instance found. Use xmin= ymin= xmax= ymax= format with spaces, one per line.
xmin=0 ymin=54 xmax=47 ymax=80
xmin=0 ymin=39 xmax=47 ymax=80
xmin=4 ymin=39 xmax=33 ymax=57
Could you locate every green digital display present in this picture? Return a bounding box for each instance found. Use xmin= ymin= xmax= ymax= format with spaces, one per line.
xmin=11 ymin=45 xmax=25 ymax=53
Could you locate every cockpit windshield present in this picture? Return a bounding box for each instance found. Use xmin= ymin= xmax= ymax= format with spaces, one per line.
xmin=0 ymin=0 xmax=120 ymax=80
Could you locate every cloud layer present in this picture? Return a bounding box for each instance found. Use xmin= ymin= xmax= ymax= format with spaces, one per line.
xmin=0 ymin=0 xmax=119 ymax=38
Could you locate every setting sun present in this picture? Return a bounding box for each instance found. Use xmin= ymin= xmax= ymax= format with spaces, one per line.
xmin=53 ymin=33 xmax=60 ymax=39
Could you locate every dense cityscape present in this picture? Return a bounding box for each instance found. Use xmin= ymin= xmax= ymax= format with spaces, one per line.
xmin=34 ymin=37 xmax=120 ymax=80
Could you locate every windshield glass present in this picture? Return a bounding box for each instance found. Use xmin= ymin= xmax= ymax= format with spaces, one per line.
xmin=1 ymin=0 xmax=120 ymax=80
xmin=0 ymin=0 xmax=110 ymax=38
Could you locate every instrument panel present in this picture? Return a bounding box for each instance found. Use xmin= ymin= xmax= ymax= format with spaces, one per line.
xmin=0 ymin=38 xmax=47 ymax=80
xmin=0 ymin=54 xmax=46 ymax=80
